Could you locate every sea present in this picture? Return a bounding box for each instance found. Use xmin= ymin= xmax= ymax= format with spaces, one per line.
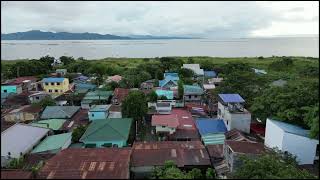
xmin=1 ymin=37 xmax=319 ymax=60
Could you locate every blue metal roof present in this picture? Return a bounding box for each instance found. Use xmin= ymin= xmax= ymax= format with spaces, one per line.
xmin=204 ymin=71 xmax=217 ymax=78
xmin=195 ymin=118 xmax=227 ymax=135
xmin=218 ymin=94 xmax=245 ymax=103
xmin=164 ymin=72 xmax=179 ymax=79
xmin=43 ymin=78 xmax=65 ymax=83
xmin=268 ymin=119 xmax=310 ymax=138
xmin=155 ymin=89 xmax=174 ymax=99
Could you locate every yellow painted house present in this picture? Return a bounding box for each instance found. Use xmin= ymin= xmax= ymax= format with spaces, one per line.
xmin=42 ymin=77 xmax=69 ymax=95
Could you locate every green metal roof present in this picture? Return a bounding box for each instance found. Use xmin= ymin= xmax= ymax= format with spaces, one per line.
xmin=202 ymin=133 xmax=225 ymax=145
xmin=30 ymin=119 xmax=67 ymax=130
xmin=83 ymin=90 xmax=113 ymax=100
xmin=183 ymin=85 xmax=203 ymax=95
xmin=31 ymin=133 xmax=72 ymax=153
xmin=79 ymin=118 xmax=132 ymax=142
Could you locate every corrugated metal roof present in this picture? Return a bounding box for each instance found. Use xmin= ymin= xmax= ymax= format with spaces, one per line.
xmin=1 ymin=124 xmax=49 ymax=158
xmin=268 ymin=119 xmax=310 ymax=137
xmin=30 ymin=119 xmax=67 ymax=130
xmin=131 ymin=141 xmax=210 ymax=167
xmin=113 ymin=88 xmax=130 ymax=103
xmin=41 ymin=106 xmax=80 ymax=119
xmin=182 ymin=64 xmax=204 ymax=75
xmin=42 ymin=77 xmax=65 ymax=83
xmin=195 ymin=119 xmax=227 ymax=135
xmin=38 ymin=148 xmax=131 ymax=179
xmin=218 ymin=94 xmax=245 ymax=103
xmin=206 ymin=144 xmax=224 ymax=158
xmin=226 ymin=140 xmax=265 ymax=154
xmin=204 ymin=71 xmax=217 ymax=78
xmin=152 ymin=114 xmax=179 ymax=128
xmin=156 ymin=89 xmax=174 ymax=99
xmin=183 ymin=85 xmax=203 ymax=95
xmin=80 ymin=118 xmax=133 ymax=142
xmin=31 ymin=132 xmax=72 ymax=153
xmin=1 ymin=170 xmax=33 ymax=179
xmin=89 ymin=104 xmax=111 ymax=112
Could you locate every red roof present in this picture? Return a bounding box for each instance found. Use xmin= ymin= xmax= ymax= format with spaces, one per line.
xmin=113 ymin=88 xmax=130 ymax=103
xmin=206 ymin=144 xmax=224 ymax=158
xmin=4 ymin=76 xmax=38 ymax=85
xmin=152 ymin=114 xmax=179 ymax=128
xmin=226 ymin=140 xmax=265 ymax=154
xmin=172 ymin=109 xmax=196 ymax=130
xmin=38 ymin=148 xmax=131 ymax=179
xmin=250 ymin=123 xmax=266 ymax=136
xmin=1 ymin=170 xmax=33 ymax=179
xmin=62 ymin=109 xmax=89 ymax=130
xmin=131 ymin=141 xmax=210 ymax=167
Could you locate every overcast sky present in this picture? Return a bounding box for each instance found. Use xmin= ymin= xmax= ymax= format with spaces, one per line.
xmin=1 ymin=1 xmax=319 ymax=38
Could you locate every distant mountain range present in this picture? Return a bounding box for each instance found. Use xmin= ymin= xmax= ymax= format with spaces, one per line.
xmin=1 ymin=30 xmax=195 ymax=40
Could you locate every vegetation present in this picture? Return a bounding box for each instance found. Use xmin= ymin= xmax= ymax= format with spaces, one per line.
xmin=233 ymin=149 xmax=316 ymax=179
xmin=71 ymin=125 xmax=88 ymax=143
xmin=122 ymin=91 xmax=147 ymax=133
xmin=32 ymin=97 xmax=56 ymax=108
xmin=151 ymin=160 xmax=215 ymax=179
xmin=7 ymin=157 xmax=25 ymax=169
xmin=147 ymin=90 xmax=158 ymax=102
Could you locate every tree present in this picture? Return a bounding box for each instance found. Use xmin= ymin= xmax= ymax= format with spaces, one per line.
xmin=88 ymin=63 xmax=109 ymax=86
xmin=187 ymin=168 xmax=203 ymax=179
xmin=72 ymin=125 xmax=87 ymax=143
xmin=205 ymin=168 xmax=215 ymax=179
xmin=107 ymin=81 xmax=120 ymax=91
xmin=122 ymin=91 xmax=147 ymax=132
xmin=233 ymin=150 xmax=316 ymax=179
xmin=178 ymin=68 xmax=194 ymax=79
xmin=159 ymin=57 xmax=183 ymax=72
xmin=302 ymin=103 xmax=319 ymax=139
xmin=159 ymin=95 xmax=168 ymax=100
xmin=123 ymin=68 xmax=152 ymax=88
xmin=32 ymin=97 xmax=56 ymax=108
xmin=39 ymin=55 xmax=55 ymax=69
xmin=147 ymin=90 xmax=158 ymax=102
xmin=178 ymin=80 xmax=184 ymax=99
xmin=7 ymin=157 xmax=24 ymax=169
xmin=59 ymin=56 xmax=75 ymax=65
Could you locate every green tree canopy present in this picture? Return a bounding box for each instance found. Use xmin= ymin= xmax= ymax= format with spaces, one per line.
xmin=147 ymin=90 xmax=158 ymax=102
xmin=72 ymin=125 xmax=88 ymax=143
xmin=32 ymin=97 xmax=56 ymax=108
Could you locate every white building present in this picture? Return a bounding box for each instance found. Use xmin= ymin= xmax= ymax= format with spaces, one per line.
xmin=1 ymin=124 xmax=50 ymax=167
xmin=217 ymin=94 xmax=251 ymax=133
xmin=264 ymin=118 xmax=319 ymax=165
xmin=182 ymin=64 xmax=204 ymax=76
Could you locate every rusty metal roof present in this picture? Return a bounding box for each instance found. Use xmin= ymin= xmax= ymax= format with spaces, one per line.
xmin=38 ymin=148 xmax=131 ymax=179
xmin=1 ymin=170 xmax=33 ymax=179
xmin=206 ymin=144 xmax=224 ymax=158
xmin=225 ymin=140 xmax=265 ymax=154
xmin=131 ymin=141 xmax=210 ymax=167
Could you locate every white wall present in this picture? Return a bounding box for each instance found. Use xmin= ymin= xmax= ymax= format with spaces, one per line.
xmin=264 ymin=119 xmax=284 ymax=150
xmin=155 ymin=126 xmax=176 ymax=134
xmin=282 ymin=132 xmax=318 ymax=165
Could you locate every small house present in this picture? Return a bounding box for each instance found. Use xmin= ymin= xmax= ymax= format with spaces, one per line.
xmin=155 ymin=89 xmax=174 ymax=100
xmin=217 ymin=94 xmax=251 ymax=133
xmin=182 ymin=64 xmax=204 ymax=76
xmin=183 ymin=85 xmax=203 ymax=103
xmin=28 ymin=91 xmax=51 ymax=103
xmin=204 ymin=70 xmax=217 ymax=78
xmin=1 ymin=124 xmax=50 ymax=167
xmin=88 ymin=105 xmax=111 ymax=121
xmin=31 ymin=132 xmax=72 ymax=154
xmin=264 ymin=118 xmax=319 ymax=165
xmin=195 ymin=119 xmax=227 ymax=145
xmin=1 ymin=84 xmax=22 ymax=95
xmin=131 ymin=141 xmax=210 ymax=179
xmin=224 ymin=140 xmax=265 ymax=172
xmin=106 ymin=75 xmax=122 ymax=83
xmin=55 ymin=69 xmax=67 ymax=77
xmin=30 ymin=119 xmax=67 ymax=132
xmin=159 ymin=73 xmax=179 ymax=89
xmin=140 ymin=79 xmax=156 ymax=90
xmin=42 ymin=77 xmax=69 ymax=95
xmin=80 ymin=118 xmax=133 ymax=148
xmin=81 ymin=90 xmax=113 ymax=109
xmin=3 ymin=105 xmax=42 ymax=123
xmin=40 ymin=106 xmax=80 ymax=119
xmin=112 ymin=88 xmax=130 ymax=105
xmin=152 ymin=114 xmax=179 ymax=135
xmin=73 ymin=75 xmax=89 ymax=83
xmin=38 ymin=148 xmax=131 ymax=179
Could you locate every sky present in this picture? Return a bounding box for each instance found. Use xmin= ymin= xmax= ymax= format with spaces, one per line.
xmin=1 ymin=1 xmax=319 ymax=38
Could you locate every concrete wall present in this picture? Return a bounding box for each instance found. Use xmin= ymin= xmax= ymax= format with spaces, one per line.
xmin=4 ymin=112 xmax=37 ymax=122
xmin=282 ymin=132 xmax=318 ymax=165
xmin=1 ymin=85 xmax=22 ymax=94
xmin=43 ymin=78 xmax=69 ymax=95
xmin=184 ymin=94 xmax=201 ymax=101
xmin=88 ymin=111 xmax=109 ymax=121
xmin=29 ymin=94 xmax=50 ymax=103
xmin=264 ymin=119 xmax=284 ymax=150
xmin=218 ymin=102 xmax=251 ymax=133
xmin=155 ymin=125 xmax=176 ymax=134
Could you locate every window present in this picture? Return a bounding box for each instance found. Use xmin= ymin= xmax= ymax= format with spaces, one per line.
xmin=51 ymin=82 xmax=55 ymax=85
xmin=49 ymin=89 xmax=52 ymax=92
xmin=92 ymin=114 xmax=94 ymax=117
xmin=226 ymin=120 xmax=228 ymax=125
xmin=194 ymin=95 xmax=197 ymax=98
xmin=162 ymin=126 xmax=166 ymax=128
xmin=189 ymin=95 xmax=191 ymax=99
xmin=36 ymin=97 xmax=40 ymax=100
xmin=218 ymin=109 xmax=221 ymax=116
xmin=55 ymin=90 xmax=58 ymax=92
xmin=102 ymin=143 xmax=112 ymax=147
xmin=113 ymin=144 xmax=118 ymax=148
xmin=4 ymin=90 xmax=7 ymax=93
xmin=57 ymin=82 xmax=60 ymax=85
xmin=45 ymin=83 xmax=49 ymax=86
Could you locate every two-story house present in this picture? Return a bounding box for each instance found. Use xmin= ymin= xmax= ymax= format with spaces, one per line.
xmin=88 ymin=105 xmax=111 ymax=121
xmin=217 ymin=94 xmax=251 ymax=133
xmin=42 ymin=77 xmax=69 ymax=95
xmin=183 ymin=85 xmax=203 ymax=104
